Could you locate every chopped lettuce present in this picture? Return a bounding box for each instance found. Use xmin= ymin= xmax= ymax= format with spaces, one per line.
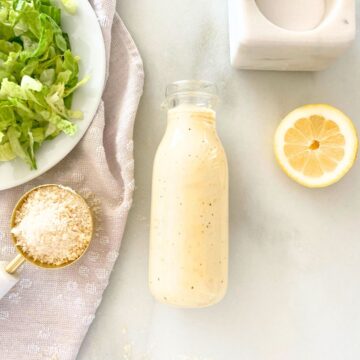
xmin=0 ymin=141 xmax=15 ymax=160
xmin=0 ymin=0 xmax=87 ymax=169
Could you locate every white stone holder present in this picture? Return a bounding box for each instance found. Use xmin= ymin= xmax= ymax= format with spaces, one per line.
xmin=228 ymin=0 xmax=356 ymax=71
xmin=0 ymin=261 xmax=19 ymax=300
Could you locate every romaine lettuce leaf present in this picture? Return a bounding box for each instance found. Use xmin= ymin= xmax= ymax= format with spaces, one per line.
xmin=0 ymin=141 xmax=15 ymax=161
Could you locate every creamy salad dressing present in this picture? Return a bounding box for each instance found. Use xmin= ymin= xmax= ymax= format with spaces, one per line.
xmin=149 ymin=103 xmax=228 ymax=308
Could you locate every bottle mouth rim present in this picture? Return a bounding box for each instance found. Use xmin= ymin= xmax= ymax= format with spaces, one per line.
xmin=165 ymin=80 xmax=218 ymax=98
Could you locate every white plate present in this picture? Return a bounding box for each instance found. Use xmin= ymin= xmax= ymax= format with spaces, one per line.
xmin=0 ymin=0 xmax=106 ymax=191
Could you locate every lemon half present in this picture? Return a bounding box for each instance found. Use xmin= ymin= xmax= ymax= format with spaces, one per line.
xmin=274 ymin=104 xmax=358 ymax=188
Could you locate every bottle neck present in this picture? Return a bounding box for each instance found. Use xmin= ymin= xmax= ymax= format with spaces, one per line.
xmin=163 ymin=81 xmax=218 ymax=127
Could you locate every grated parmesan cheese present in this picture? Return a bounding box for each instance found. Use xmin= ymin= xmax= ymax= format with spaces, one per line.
xmin=11 ymin=185 xmax=92 ymax=266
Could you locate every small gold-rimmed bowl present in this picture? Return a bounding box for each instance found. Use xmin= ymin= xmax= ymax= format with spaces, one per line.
xmin=6 ymin=184 xmax=93 ymax=274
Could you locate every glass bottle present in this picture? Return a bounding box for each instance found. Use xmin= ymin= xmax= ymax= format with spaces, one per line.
xmin=149 ymin=80 xmax=228 ymax=308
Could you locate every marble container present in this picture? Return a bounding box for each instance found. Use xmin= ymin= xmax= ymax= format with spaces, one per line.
xmin=228 ymin=0 xmax=356 ymax=71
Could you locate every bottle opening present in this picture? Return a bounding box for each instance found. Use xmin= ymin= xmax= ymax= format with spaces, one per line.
xmin=164 ymin=80 xmax=218 ymax=110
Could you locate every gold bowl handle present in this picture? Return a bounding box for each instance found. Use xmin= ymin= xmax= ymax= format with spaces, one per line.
xmin=5 ymin=254 xmax=26 ymax=274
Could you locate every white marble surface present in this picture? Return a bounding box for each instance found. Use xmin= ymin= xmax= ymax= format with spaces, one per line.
xmin=78 ymin=1 xmax=360 ymax=359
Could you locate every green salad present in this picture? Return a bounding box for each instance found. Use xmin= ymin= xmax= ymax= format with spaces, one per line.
xmin=0 ymin=0 xmax=87 ymax=169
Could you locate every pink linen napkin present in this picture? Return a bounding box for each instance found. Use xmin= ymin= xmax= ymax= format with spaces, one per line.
xmin=0 ymin=1 xmax=144 ymax=359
